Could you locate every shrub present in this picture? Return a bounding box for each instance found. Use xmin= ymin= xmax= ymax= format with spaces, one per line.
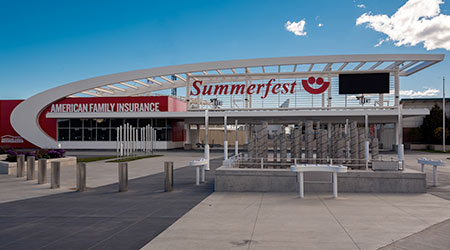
xmin=420 ymin=105 xmax=450 ymax=144
xmin=6 ymin=154 xmax=17 ymax=162
xmin=0 ymin=146 xmax=10 ymax=154
xmin=2 ymin=148 xmax=65 ymax=162
xmin=47 ymin=150 xmax=63 ymax=159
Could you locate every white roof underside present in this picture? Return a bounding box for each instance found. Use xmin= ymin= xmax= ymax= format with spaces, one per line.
xmin=64 ymin=54 xmax=443 ymax=98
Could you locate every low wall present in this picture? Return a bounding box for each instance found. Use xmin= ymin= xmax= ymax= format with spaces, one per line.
xmin=0 ymin=157 xmax=77 ymax=175
xmin=215 ymin=166 xmax=426 ymax=193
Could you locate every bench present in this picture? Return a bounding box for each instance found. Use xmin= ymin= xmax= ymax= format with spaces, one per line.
xmin=189 ymin=158 xmax=208 ymax=185
xmin=417 ymin=158 xmax=445 ymax=187
xmin=290 ymin=164 xmax=348 ymax=198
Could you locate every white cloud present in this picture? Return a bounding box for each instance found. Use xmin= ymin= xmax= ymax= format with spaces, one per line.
xmin=318 ymin=23 xmax=324 ymax=27
xmin=285 ymin=20 xmax=307 ymax=36
xmin=357 ymin=4 xmax=366 ymax=8
xmin=400 ymin=88 xmax=440 ymax=97
xmin=356 ymin=0 xmax=450 ymax=50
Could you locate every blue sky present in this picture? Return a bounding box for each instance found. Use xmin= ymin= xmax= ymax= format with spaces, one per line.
xmin=0 ymin=0 xmax=449 ymax=99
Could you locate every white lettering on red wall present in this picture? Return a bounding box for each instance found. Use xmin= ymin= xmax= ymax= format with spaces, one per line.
xmin=1 ymin=135 xmax=24 ymax=144
xmin=50 ymin=102 xmax=160 ymax=113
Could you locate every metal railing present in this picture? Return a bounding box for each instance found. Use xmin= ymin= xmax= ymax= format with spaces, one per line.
xmin=227 ymin=154 xmax=400 ymax=170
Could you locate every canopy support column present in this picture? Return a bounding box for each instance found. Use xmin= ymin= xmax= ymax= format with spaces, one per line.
xmin=224 ymin=114 xmax=228 ymax=160
xmin=204 ymin=109 xmax=210 ymax=170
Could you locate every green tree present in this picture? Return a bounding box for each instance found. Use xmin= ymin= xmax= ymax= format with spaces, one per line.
xmin=420 ymin=105 xmax=449 ymax=144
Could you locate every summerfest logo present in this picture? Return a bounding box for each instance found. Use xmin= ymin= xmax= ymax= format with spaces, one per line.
xmin=190 ymin=77 xmax=330 ymax=99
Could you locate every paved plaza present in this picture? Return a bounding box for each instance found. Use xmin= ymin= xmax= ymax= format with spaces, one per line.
xmin=0 ymin=150 xmax=221 ymax=203
xmin=142 ymin=192 xmax=450 ymax=250
xmin=0 ymin=150 xmax=449 ymax=250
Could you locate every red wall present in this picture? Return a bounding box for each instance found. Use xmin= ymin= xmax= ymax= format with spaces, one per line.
xmin=0 ymin=100 xmax=37 ymax=148
xmin=172 ymin=119 xmax=185 ymax=142
xmin=37 ymin=96 xmax=184 ymax=140
xmin=0 ymin=96 xmax=187 ymax=149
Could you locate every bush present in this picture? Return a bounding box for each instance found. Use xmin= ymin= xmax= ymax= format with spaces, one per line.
xmin=420 ymin=105 xmax=450 ymax=144
xmin=46 ymin=149 xmax=65 ymax=159
xmin=3 ymin=148 xmax=65 ymax=162
xmin=0 ymin=146 xmax=10 ymax=154
xmin=5 ymin=150 xmax=17 ymax=162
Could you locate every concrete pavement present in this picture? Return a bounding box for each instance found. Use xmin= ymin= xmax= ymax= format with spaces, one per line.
xmin=0 ymin=158 xmax=223 ymax=250
xmin=403 ymin=151 xmax=450 ymax=200
xmin=0 ymin=151 xmax=222 ymax=203
xmin=141 ymin=151 xmax=450 ymax=250
xmin=1 ymin=150 xmax=450 ymax=250
xmin=141 ymin=192 xmax=450 ymax=250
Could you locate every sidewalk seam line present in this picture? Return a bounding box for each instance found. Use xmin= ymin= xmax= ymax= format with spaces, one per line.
xmin=318 ymin=195 xmax=362 ymax=250
xmin=247 ymin=192 xmax=264 ymax=250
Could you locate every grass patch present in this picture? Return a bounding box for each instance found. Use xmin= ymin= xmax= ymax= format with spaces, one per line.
xmin=77 ymin=156 xmax=118 ymax=163
xmin=106 ymin=154 xmax=163 ymax=163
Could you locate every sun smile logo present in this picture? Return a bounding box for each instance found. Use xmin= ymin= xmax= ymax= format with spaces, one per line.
xmin=302 ymin=77 xmax=330 ymax=94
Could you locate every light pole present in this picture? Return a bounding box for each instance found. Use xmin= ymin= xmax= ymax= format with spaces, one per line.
xmin=443 ymin=76 xmax=446 ymax=152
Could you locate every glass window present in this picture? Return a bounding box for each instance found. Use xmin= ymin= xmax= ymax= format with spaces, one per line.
xmin=166 ymin=119 xmax=173 ymax=128
xmin=155 ymin=128 xmax=167 ymax=141
xmin=82 ymin=119 xmax=94 ymax=128
xmin=97 ymin=128 xmax=110 ymax=141
xmin=124 ymin=119 xmax=137 ymax=127
xmin=58 ymin=129 xmax=69 ymax=141
xmin=58 ymin=119 xmax=70 ymax=128
xmin=111 ymin=118 xmax=124 ymax=128
xmin=167 ymin=128 xmax=172 ymax=141
xmin=138 ymin=118 xmax=152 ymax=127
xmin=95 ymin=118 xmax=109 ymax=128
xmin=70 ymin=128 xmax=82 ymax=141
xmin=111 ymin=128 xmax=117 ymax=141
xmin=155 ymin=119 xmax=166 ymax=127
xmin=70 ymin=119 xmax=82 ymax=127
xmin=83 ymin=128 xmax=96 ymax=141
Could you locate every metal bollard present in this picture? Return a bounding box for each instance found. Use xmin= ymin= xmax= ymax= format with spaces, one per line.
xmin=16 ymin=155 xmax=25 ymax=177
xmin=433 ymin=166 xmax=438 ymax=187
xmin=38 ymin=159 xmax=47 ymax=184
xmin=51 ymin=161 xmax=60 ymax=189
xmin=164 ymin=161 xmax=173 ymax=192
xmin=118 ymin=162 xmax=128 ymax=192
xmin=26 ymin=156 xmax=36 ymax=180
xmin=77 ymin=163 xmax=87 ymax=192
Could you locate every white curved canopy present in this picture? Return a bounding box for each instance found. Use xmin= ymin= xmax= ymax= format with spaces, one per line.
xmin=10 ymin=54 xmax=444 ymax=148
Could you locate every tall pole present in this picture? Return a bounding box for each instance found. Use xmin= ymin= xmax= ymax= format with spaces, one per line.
xmin=204 ymin=109 xmax=210 ymax=170
xmin=444 ymin=76 xmax=446 ymax=152
xmin=235 ymin=119 xmax=239 ymax=156
xmin=224 ymin=114 xmax=228 ymax=160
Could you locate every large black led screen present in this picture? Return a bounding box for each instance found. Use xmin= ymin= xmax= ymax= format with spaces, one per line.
xmin=339 ymin=73 xmax=390 ymax=94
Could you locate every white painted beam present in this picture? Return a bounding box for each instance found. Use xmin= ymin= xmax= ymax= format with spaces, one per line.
xmin=173 ymin=74 xmax=186 ymax=82
xmin=368 ymin=61 xmax=383 ymax=70
xmin=353 ymin=62 xmax=365 ymax=70
xmin=119 ymin=82 xmax=138 ymax=89
xmin=160 ymin=75 xmax=175 ymax=84
xmin=94 ymin=88 xmax=114 ymax=94
xmin=81 ymin=91 xmax=102 ymax=97
xmin=337 ymin=62 xmax=348 ymax=71
xmin=147 ymin=77 xmax=163 ymax=85
xmin=107 ymin=85 xmax=126 ymax=92
xmin=133 ymin=80 xmax=150 ymax=87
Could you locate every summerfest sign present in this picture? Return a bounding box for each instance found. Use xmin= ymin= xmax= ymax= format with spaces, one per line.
xmin=190 ymin=77 xmax=330 ymax=99
xmin=50 ymin=102 xmax=160 ymax=113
